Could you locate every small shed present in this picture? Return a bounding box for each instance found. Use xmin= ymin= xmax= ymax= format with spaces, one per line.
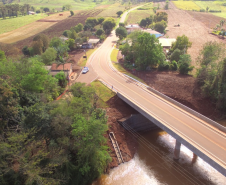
xmin=50 ymin=63 xmax=72 ymax=77
xmin=125 ymin=24 xmax=142 ymax=33
xmin=88 ymin=39 xmax=100 ymax=47
xmin=81 ymin=43 xmax=93 ymax=49
xmin=158 ymin=38 xmax=176 ymax=48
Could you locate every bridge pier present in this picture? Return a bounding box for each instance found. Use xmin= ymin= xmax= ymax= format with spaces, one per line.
xmin=173 ymin=139 xmax=181 ymax=160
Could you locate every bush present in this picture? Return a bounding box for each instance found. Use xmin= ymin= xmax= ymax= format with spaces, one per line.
xmin=70 ymin=10 xmax=74 ymax=16
xmin=137 ymin=7 xmax=150 ymax=10
xmin=95 ymin=29 xmax=104 ymax=37
xmin=209 ymin=10 xmax=221 ymax=13
xmin=158 ymin=61 xmax=169 ymax=71
xmin=36 ymin=10 xmax=41 ymax=13
xmin=22 ymin=46 xmax=30 ymax=56
xmin=178 ymin=54 xmax=194 ymax=74
xmin=119 ymin=22 xmax=125 ymax=27
xmin=170 ymin=48 xmax=182 ymax=62
xmin=200 ymin=9 xmax=205 ymax=12
xmin=170 ymin=60 xmax=178 ymax=71
xmin=63 ymin=30 xmax=71 ymax=37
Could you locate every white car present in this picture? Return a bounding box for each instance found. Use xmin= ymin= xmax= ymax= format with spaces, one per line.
xmin=82 ymin=67 xmax=89 ymax=74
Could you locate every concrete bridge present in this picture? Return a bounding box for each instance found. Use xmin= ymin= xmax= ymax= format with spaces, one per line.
xmin=117 ymin=91 xmax=226 ymax=177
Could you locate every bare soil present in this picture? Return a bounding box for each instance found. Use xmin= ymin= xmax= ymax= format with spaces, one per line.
xmin=157 ymin=2 xmax=226 ymax=66
xmin=104 ymin=96 xmax=138 ymax=170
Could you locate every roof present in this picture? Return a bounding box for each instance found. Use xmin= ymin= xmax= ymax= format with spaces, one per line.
xmin=125 ymin=24 xmax=141 ymax=29
xmin=49 ymin=71 xmax=69 ymax=77
xmin=158 ymin=38 xmax=176 ymax=47
xmin=51 ymin=63 xmax=72 ymax=71
xmin=143 ymin=29 xmax=161 ymax=35
xmin=88 ymin=39 xmax=100 ymax=44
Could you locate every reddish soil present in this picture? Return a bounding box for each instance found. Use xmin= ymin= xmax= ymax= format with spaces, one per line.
xmin=104 ymin=96 xmax=138 ymax=170
xmin=0 ymin=9 xmax=103 ymax=56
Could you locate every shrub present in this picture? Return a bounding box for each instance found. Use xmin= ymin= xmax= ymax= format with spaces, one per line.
xmin=209 ymin=10 xmax=221 ymax=13
xmin=63 ymin=30 xmax=71 ymax=37
xmin=158 ymin=60 xmax=169 ymax=71
xmin=96 ymin=29 xmax=104 ymax=37
xmin=170 ymin=60 xmax=178 ymax=71
xmin=170 ymin=48 xmax=182 ymax=62
xmin=119 ymin=22 xmax=125 ymax=27
xmin=22 ymin=46 xmax=30 ymax=56
xmin=200 ymin=9 xmax=205 ymax=12
xmin=178 ymin=54 xmax=194 ymax=74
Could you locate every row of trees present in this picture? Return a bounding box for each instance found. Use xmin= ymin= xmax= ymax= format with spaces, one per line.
xmin=139 ymin=12 xmax=168 ymax=33
xmin=0 ymin=3 xmax=34 ymax=18
xmin=0 ymin=50 xmax=111 ymax=184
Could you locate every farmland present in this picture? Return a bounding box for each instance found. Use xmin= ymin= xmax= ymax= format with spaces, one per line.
xmin=0 ymin=11 xmax=72 ymax=44
xmin=173 ymin=1 xmax=200 ymax=11
xmin=126 ymin=3 xmax=154 ymax=24
xmin=0 ymin=13 xmax=48 ymax=34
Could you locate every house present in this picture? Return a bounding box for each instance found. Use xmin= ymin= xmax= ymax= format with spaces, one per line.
xmin=81 ymin=43 xmax=93 ymax=49
xmin=28 ymin=11 xmax=35 ymax=15
xmin=125 ymin=24 xmax=142 ymax=34
xmin=88 ymin=39 xmax=100 ymax=47
xmin=158 ymin=38 xmax=176 ymax=49
xmin=143 ymin=29 xmax=163 ymax=38
xmin=60 ymin=36 xmax=69 ymax=42
xmin=50 ymin=63 xmax=72 ymax=77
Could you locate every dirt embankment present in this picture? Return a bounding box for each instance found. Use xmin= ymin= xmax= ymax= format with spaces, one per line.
xmin=104 ymin=96 xmax=138 ymax=170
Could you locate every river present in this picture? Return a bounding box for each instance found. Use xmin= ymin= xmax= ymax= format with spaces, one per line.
xmin=93 ymin=129 xmax=226 ymax=185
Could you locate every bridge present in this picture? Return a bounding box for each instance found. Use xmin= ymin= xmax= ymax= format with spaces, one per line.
xmin=76 ymin=6 xmax=226 ymax=177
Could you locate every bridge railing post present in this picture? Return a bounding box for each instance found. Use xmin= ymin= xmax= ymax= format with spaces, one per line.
xmin=173 ymin=139 xmax=181 ymax=160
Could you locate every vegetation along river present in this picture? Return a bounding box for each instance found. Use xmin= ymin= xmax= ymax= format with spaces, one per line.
xmin=93 ymin=128 xmax=226 ymax=185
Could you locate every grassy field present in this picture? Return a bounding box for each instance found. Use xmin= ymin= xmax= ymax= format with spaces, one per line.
xmin=125 ymin=3 xmax=154 ymax=24
xmin=91 ymin=80 xmax=115 ymax=108
xmin=195 ymin=1 xmax=226 ymax=18
xmin=96 ymin=3 xmax=127 ymax=18
xmin=17 ymin=0 xmax=111 ymax=10
xmin=173 ymin=1 xmax=200 ymax=11
xmin=0 ymin=14 xmax=48 ymax=34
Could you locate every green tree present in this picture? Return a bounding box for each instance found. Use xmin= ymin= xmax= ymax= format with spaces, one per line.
xmin=55 ymin=71 xmax=67 ymax=88
xmin=96 ymin=29 xmax=104 ymax=37
xmin=70 ymin=10 xmax=74 ymax=16
xmin=85 ymin=17 xmax=98 ymax=29
xmin=103 ymin=17 xmax=116 ymax=34
xmin=116 ymin=26 xmax=127 ymax=40
xmin=171 ymin=35 xmax=192 ymax=53
xmin=154 ymin=11 xmax=168 ymax=22
xmin=164 ymin=0 xmax=169 ymax=10
xmin=62 ymin=4 xmax=72 ymax=11
xmin=41 ymin=47 xmax=57 ymax=65
xmin=119 ymin=22 xmax=125 ymax=27
xmin=32 ymin=40 xmax=43 ymax=55
xmin=74 ymin=23 xmax=84 ymax=33
xmin=178 ymin=54 xmax=194 ymax=74
xmin=139 ymin=18 xmax=147 ymax=28
xmin=170 ymin=48 xmax=182 ymax=62
xmin=97 ymin=17 xmax=105 ymax=24
xmin=33 ymin=34 xmax=49 ymax=52
xmin=154 ymin=20 xmax=167 ymax=33
xmin=66 ymin=38 xmax=75 ymax=50
xmin=116 ymin=10 xmax=123 ymax=17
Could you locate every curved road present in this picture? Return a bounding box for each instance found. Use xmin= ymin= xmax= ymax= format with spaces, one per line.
xmin=76 ymin=6 xmax=226 ymax=176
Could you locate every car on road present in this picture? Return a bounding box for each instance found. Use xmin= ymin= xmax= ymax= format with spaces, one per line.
xmin=82 ymin=67 xmax=89 ymax=74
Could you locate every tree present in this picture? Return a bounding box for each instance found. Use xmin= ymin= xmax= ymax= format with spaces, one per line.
xmin=43 ymin=7 xmax=50 ymax=12
xmin=62 ymin=4 xmax=72 ymax=11
xmin=139 ymin=19 xmax=147 ymax=28
xmin=178 ymin=54 xmax=194 ymax=74
xmin=69 ymin=30 xmax=78 ymax=40
xmin=119 ymin=22 xmax=125 ymax=27
xmin=33 ymin=34 xmax=49 ymax=52
xmin=171 ymin=35 xmax=192 ymax=53
xmin=103 ymin=17 xmax=116 ymax=34
xmin=66 ymin=38 xmax=75 ymax=50
xmin=63 ymin=30 xmax=71 ymax=37
xmin=97 ymin=17 xmax=105 ymax=24
xmin=55 ymin=71 xmax=67 ymax=88
xmin=116 ymin=10 xmax=123 ymax=17
xmin=32 ymin=40 xmax=43 ymax=55
xmin=95 ymin=29 xmax=104 ymax=37
xmin=116 ymin=26 xmax=127 ymax=40
xmin=170 ymin=48 xmax=182 ymax=62
xmin=70 ymin=10 xmax=74 ymax=16
xmin=85 ymin=17 xmax=98 ymax=29
xmin=41 ymin=47 xmax=57 ymax=65
xmin=154 ymin=11 xmax=168 ymax=22
xmin=74 ymin=23 xmax=83 ymax=33
xmin=206 ymin=6 xmax=209 ymax=12
xmin=154 ymin=20 xmax=167 ymax=33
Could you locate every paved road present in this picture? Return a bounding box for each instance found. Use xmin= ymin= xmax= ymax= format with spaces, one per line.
xmin=76 ymin=6 xmax=226 ymax=175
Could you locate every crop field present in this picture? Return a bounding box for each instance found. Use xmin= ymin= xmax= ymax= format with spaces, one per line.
xmin=0 ymin=14 xmax=48 ymax=34
xmin=173 ymin=1 xmax=200 ymax=11
xmin=195 ymin=1 xmax=226 ymax=18
xmin=0 ymin=9 xmax=103 ymax=55
xmin=0 ymin=11 xmax=72 ymax=44
xmin=126 ymin=3 xmax=154 ymax=24
xmin=17 ymin=0 xmax=111 ymax=10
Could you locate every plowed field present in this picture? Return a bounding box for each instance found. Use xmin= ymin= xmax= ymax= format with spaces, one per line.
xmin=157 ymin=2 xmax=226 ymax=66
xmin=0 ymin=9 xmax=103 ymax=56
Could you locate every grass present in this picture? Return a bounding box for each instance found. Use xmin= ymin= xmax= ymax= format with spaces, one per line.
xmin=17 ymin=0 xmax=112 ymax=10
xmin=96 ymin=3 xmax=126 ymax=18
xmin=173 ymin=1 xmax=200 ymax=11
xmin=91 ymin=80 xmax=115 ymax=108
xmin=78 ymin=49 xmax=97 ymax=67
xmin=126 ymin=3 xmax=154 ymax=24
xmin=0 ymin=14 xmax=47 ymax=34
xmin=195 ymin=1 xmax=226 ymax=18
xmin=110 ymin=49 xmax=146 ymax=83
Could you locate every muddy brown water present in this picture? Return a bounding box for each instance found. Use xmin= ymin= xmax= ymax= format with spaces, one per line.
xmin=93 ymin=128 xmax=226 ymax=185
